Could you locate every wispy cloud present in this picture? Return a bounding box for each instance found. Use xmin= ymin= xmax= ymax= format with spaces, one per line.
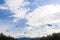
xmin=0 ymin=6 xmax=8 ymax=9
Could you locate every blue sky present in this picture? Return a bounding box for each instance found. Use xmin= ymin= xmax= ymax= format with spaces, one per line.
xmin=0 ymin=0 xmax=60 ymax=38
xmin=0 ymin=9 xmax=14 ymax=21
xmin=0 ymin=0 xmax=5 ymax=4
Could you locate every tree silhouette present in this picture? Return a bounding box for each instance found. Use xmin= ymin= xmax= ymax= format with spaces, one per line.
xmin=0 ymin=33 xmax=16 ymax=40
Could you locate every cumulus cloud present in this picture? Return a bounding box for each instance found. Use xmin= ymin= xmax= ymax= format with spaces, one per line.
xmin=26 ymin=5 xmax=60 ymax=27
xmin=17 ymin=4 xmax=60 ymax=38
xmin=15 ymin=24 xmax=60 ymax=38
xmin=5 ymin=0 xmax=30 ymax=22
xmin=23 ymin=28 xmax=59 ymax=38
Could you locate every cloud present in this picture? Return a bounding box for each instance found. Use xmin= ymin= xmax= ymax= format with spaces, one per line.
xmin=27 ymin=27 xmax=60 ymax=38
xmin=16 ymin=4 xmax=60 ymax=38
xmin=26 ymin=5 xmax=60 ymax=27
xmin=5 ymin=0 xmax=30 ymax=20
xmin=0 ymin=20 xmax=15 ymax=36
xmin=0 ymin=6 xmax=8 ymax=9
xmin=15 ymin=24 xmax=60 ymax=38
xmin=2 ymin=0 xmax=60 ymax=38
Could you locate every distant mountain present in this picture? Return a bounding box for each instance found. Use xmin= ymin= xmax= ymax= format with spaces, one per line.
xmin=16 ymin=37 xmax=32 ymax=40
xmin=16 ymin=37 xmax=41 ymax=40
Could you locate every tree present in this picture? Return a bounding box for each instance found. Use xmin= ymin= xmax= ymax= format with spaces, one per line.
xmin=40 ymin=33 xmax=60 ymax=40
xmin=0 ymin=33 xmax=16 ymax=40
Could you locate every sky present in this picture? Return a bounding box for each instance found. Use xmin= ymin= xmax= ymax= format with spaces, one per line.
xmin=0 ymin=0 xmax=60 ymax=38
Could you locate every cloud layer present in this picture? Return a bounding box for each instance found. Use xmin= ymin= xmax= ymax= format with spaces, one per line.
xmin=15 ymin=5 xmax=60 ymax=38
xmin=20 ymin=4 xmax=60 ymax=38
xmin=0 ymin=0 xmax=60 ymax=38
xmin=26 ymin=5 xmax=60 ymax=27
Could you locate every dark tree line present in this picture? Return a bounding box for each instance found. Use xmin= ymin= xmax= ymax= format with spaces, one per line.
xmin=0 ymin=33 xmax=16 ymax=40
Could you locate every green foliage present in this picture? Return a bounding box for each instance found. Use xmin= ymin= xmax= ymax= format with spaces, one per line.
xmin=0 ymin=33 xmax=16 ymax=40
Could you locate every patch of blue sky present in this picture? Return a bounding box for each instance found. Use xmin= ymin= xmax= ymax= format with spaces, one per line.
xmin=23 ymin=0 xmax=39 ymax=14
xmin=55 ymin=0 xmax=60 ymax=4
xmin=26 ymin=4 xmax=38 ymax=14
xmin=0 ymin=9 xmax=14 ymax=21
xmin=0 ymin=0 xmax=5 ymax=5
xmin=40 ymin=0 xmax=54 ymax=4
xmin=39 ymin=0 xmax=60 ymax=5
xmin=16 ymin=18 xmax=27 ymax=28
xmin=24 ymin=0 xmax=35 ymax=3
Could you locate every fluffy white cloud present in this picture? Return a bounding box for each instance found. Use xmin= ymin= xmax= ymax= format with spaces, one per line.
xmin=5 ymin=0 xmax=30 ymax=22
xmin=26 ymin=5 xmax=60 ymax=27
xmin=15 ymin=24 xmax=60 ymax=38
xmin=23 ymin=29 xmax=59 ymax=38
xmin=16 ymin=4 xmax=60 ymax=38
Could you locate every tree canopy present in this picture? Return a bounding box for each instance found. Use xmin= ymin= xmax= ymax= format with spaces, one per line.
xmin=0 ymin=33 xmax=16 ymax=40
